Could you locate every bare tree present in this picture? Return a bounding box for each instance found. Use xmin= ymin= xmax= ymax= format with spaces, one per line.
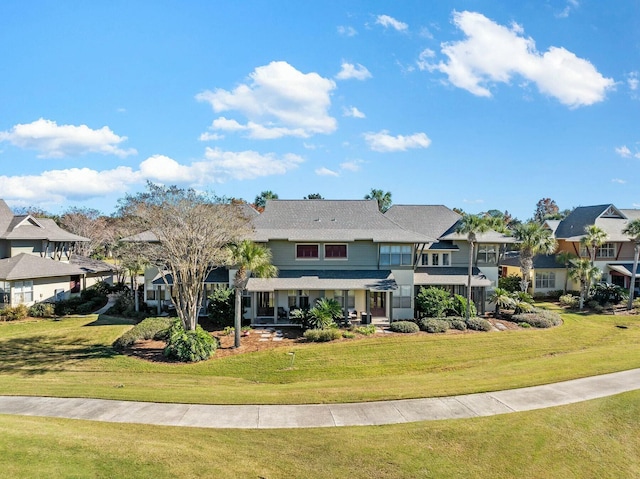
xmin=60 ymin=207 xmax=111 ymax=257
xmin=119 ymin=183 xmax=253 ymax=331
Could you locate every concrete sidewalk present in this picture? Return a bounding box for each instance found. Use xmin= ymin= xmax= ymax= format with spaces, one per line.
xmin=0 ymin=368 xmax=638 ymax=429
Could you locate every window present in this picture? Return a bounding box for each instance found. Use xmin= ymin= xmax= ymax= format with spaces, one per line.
xmin=535 ymin=272 xmax=556 ymax=289
xmin=13 ymin=281 xmax=33 ymax=304
xmin=288 ymin=290 xmax=309 ymax=309
xmin=333 ymin=290 xmax=355 ymax=308
xmin=597 ymin=243 xmax=615 ymax=258
xmin=380 ymin=245 xmax=412 ymax=266
xmin=146 ymin=288 xmax=166 ymax=301
xmin=70 ymin=275 xmax=81 ymax=294
xmin=325 ymin=244 xmax=347 ymax=259
xmin=422 ymin=252 xmax=451 ymax=267
xmin=392 ymin=285 xmax=412 ymax=308
xmin=296 ymin=244 xmax=319 ymax=259
xmin=477 ymin=244 xmax=497 ymax=263
xmin=242 ymin=291 xmax=251 ymax=308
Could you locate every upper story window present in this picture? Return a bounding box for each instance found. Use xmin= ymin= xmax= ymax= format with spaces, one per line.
xmin=477 ymin=244 xmax=497 ymax=263
xmin=421 ymin=252 xmax=451 ymax=267
xmin=597 ymin=243 xmax=616 ymax=258
xmin=380 ymin=245 xmax=412 ymax=266
xmin=325 ymin=244 xmax=347 ymax=259
xmin=296 ymin=244 xmax=319 ymax=259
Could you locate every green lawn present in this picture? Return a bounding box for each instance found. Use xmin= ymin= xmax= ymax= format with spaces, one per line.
xmin=0 ymin=306 xmax=638 ymax=404
xmin=0 ymin=390 xmax=638 ymax=478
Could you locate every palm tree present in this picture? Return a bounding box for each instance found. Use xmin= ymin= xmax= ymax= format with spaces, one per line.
xmin=228 ymin=240 xmax=277 ymax=348
xmin=364 ymin=188 xmax=392 ymax=213
xmin=488 ymin=287 xmax=514 ymax=316
xmin=512 ymin=222 xmax=557 ymax=292
xmin=254 ymin=191 xmax=278 ymax=210
xmin=568 ymin=258 xmax=602 ymax=310
xmin=622 ymin=218 xmax=640 ymax=310
xmin=555 ymin=251 xmax=577 ymax=293
xmin=581 ymin=225 xmax=608 ymax=265
xmin=455 ymin=214 xmax=491 ymax=320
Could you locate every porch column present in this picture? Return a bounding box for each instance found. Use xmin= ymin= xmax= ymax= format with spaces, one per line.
xmin=388 ymin=291 xmax=393 ymax=323
xmin=156 ymin=285 xmax=162 ymax=315
xmin=343 ymin=289 xmax=348 ymax=322
xmin=365 ymin=290 xmax=370 ymax=323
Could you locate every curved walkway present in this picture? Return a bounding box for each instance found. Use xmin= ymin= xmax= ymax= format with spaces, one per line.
xmin=1 ymin=369 xmax=639 ymax=429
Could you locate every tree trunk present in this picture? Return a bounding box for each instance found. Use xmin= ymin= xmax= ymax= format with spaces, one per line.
xmin=234 ymin=287 xmax=243 ymax=348
xmin=466 ymin=240 xmax=473 ymax=321
xmin=628 ymin=243 xmax=639 ymax=310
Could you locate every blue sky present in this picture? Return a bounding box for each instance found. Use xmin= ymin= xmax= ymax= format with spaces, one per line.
xmin=0 ymin=0 xmax=638 ymax=220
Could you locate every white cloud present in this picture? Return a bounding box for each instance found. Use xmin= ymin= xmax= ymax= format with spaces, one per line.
xmin=139 ymin=155 xmax=196 ymax=183
xmin=336 ymin=62 xmax=372 ymax=81
xmin=424 ymin=11 xmax=614 ymax=107
xmin=364 ymin=130 xmax=432 ymax=152
xmin=0 ymin=118 xmax=137 ymax=158
xmin=376 ymin=14 xmax=408 ymax=32
xmin=0 ymin=166 xmax=138 ymax=203
xmin=463 ymin=198 xmax=485 ymax=204
xmin=203 ymin=147 xmax=304 ymax=180
xmin=343 ymin=106 xmax=365 ymax=118
xmin=611 ymin=178 xmax=626 ymax=184
xmin=340 ymin=159 xmax=364 ymax=172
xmin=627 ymin=72 xmax=639 ymax=91
xmin=199 ymin=131 xmax=224 ymax=141
xmin=315 ymin=167 xmax=339 ymax=177
xmin=616 ymin=146 xmax=632 ymax=158
xmin=196 ymin=61 xmax=337 ymax=139
xmin=337 ymin=25 xmax=357 ymax=37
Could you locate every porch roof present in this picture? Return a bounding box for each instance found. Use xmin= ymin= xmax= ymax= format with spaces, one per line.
xmin=608 ymin=263 xmax=640 ymax=277
xmin=151 ymin=268 xmax=229 ymax=285
xmin=0 ymin=253 xmax=85 ymax=281
xmin=414 ymin=267 xmax=492 ymax=287
xmin=246 ymin=269 xmax=397 ymax=292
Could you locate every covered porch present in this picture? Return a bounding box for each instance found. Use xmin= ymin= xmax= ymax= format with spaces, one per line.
xmin=245 ymin=269 xmax=398 ymax=326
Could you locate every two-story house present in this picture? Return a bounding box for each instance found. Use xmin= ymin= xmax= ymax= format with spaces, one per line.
xmin=0 ymin=200 xmax=112 ymax=307
xmin=501 ymin=204 xmax=640 ymax=296
xmin=385 ymin=205 xmax=515 ymax=311
xmin=243 ymin=199 xmax=433 ymax=325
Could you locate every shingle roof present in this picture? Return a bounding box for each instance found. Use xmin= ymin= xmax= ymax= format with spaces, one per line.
xmin=501 ymin=253 xmax=565 ymax=269
xmin=152 ymin=268 xmax=230 ymax=285
xmin=69 ymin=256 xmax=116 ymax=274
xmin=0 ymin=201 xmax=89 ymax=242
xmin=414 ymin=267 xmax=492 ymax=286
xmin=246 ymin=269 xmax=397 ymax=292
xmin=384 ymin=205 xmax=461 ymax=239
xmin=252 ymin=200 xmax=433 ymax=243
xmin=555 ymin=204 xmax=640 ymax=242
xmin=0 ymin=253 xmax=85 ymax=281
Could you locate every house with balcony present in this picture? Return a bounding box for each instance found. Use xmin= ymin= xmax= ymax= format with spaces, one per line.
xmin=0 ymin=200 xmax=112 ymax=307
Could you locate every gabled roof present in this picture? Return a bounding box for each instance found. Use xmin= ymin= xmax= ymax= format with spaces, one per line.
xmin=252 ymin=200 xmax=433 ymax=243
xmin=69 ymin=256 xmax=116 ymax=274
xmin=384 ymin=205 xmax=461 ymax=239
xmin=555 ymin=204 xmax=640 ymax=242
xmin=0 ymin=200 xmax=89 ymax=242
xmin=0 ymin=253 xmax=85 ymax=281
xmin=543 ymin=220 xmax=561 ymax=234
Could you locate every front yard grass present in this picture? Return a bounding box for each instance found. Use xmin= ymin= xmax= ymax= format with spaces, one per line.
xmin=0 ymin=306 xmax=638 ymax=405
xmin=0 ymin=390 xmax=638 ymax=478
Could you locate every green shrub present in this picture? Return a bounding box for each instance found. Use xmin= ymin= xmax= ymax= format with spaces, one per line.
xmin=448 ymin=294 xmax=477 ymax=318
xmin=419 ymin=318 xmax=449 ymax=333
xmin=634 ymin=297 xmax=640 ymax=310
xmin=303 ymin=328 xmax=342 ymax=342
xmin=498 ymin=274 xmax=521 ymax=293
xmin=559 ymin=294 xmax=578 ymax=308
xmin=466 ymin=317 xmax=492 ymax=332
xmin=354 ymin=324 xmax=376 ymax=336
xmin=28 ymin=302 xmax=55 ymax=318
xmin=290 ymin=298 xmax=342 ymax=330
xmin=0 ymin=304 xmax=29 ymax=321
xmin=449 ymin=319 xmax=467 ymax=331
xmin=163 ymin=320 xmax=217 ymax=362
xmin=389 ymin=321 xmax=420 ymax=333
xmin=416 ymin=287 xmax=451 ymax=318
xmin=112 ymin=316 xmax=174 ymax=350
xmin=105 ymin=291 xmax=140 ymax=318
xmin=342 ymin=331 xmax=356 ymax=339
xmin=512 ymin=309 xmax=562 ymax=328
xmin=207 ymin=288 xmax=234 ymax=327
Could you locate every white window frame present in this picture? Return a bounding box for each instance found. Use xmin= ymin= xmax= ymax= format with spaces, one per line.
xmin=380 ymin=244 xmax=412 ymax=266
xmin=421 ymin=251 xmax=453 ymax=267
xmin=535 ymin=272 xmax=556 ymax=289
xmin=392 ymin=285 xmax=412 ymax=308
xmin=13 ymin=280 xmax=34 ymax=304
xmin=477 ymin=244 xmax=498 ymax=263
xmin=597 ymin=243 xmax=616 ymax=258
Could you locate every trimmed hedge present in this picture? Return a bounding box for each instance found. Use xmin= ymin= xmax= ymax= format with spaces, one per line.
xmin=304 ymin=328 xmax=342 ymax=342
xmin=466 ymin=317 xmax=492 ymax=332
xmin=163 ymin=320 xmax=218 ymax=362
xmin=389 ymin=321 xmax=420 ymax=333
xmin=512 ymin=309 xmax=562 ymax=328
xmin=419 ymin=318 xmax=449 ymax=333
xmin=112 ymin=317 xmax=173 ymax=350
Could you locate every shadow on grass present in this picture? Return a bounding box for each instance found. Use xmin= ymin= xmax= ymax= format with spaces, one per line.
xmin=84 ymin=314 xmax=136 ymax=327
xmin=0 ymin=334 xmax=120 ymax=376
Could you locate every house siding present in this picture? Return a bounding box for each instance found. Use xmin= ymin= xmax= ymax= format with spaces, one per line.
xmin=268 ymin=240 xmax=379 ymax=270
